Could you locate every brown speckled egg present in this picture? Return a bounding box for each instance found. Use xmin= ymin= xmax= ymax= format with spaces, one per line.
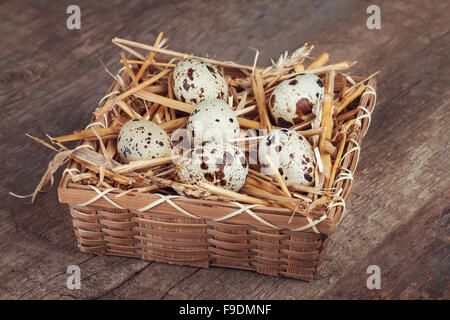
xmin=117 ymin=119 xmax=172 ymax=164
xmin=258 ymin=129 xmax=315 ymax=186
xmin=173 ymin=58 xmax=229 ymax=105
xmin=174 ymin=141 xmax=248 ymax=191
xmin=187 ymin=98 xmax=239 ymax=144
xmin=269 ymin=73 xmax=324 ymax=127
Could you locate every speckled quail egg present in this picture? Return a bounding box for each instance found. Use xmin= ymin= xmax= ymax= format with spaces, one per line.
xmin=174 ymin=141 xmax=248 ymax=191
xmin=258 ymin=129 xmax=315 ymax=186
xmin=269 ymin=73 xmax=324 ymax=127
xmin=117 ymin=119 xmax=172 ymax=164
xmin=186 ymin=98 xmax=239 ymax=144
xmin=173 ymin=58 xmax=229 ymax=105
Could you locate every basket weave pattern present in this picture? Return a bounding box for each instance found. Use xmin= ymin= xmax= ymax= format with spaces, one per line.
xmin=68 ymin=205 xmax=326 ymax=280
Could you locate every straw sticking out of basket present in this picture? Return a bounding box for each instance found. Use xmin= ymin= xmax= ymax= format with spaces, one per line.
xmin=13 ymin=33 xmax=377 ymax=233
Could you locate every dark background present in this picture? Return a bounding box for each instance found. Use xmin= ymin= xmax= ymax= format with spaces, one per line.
xmin=0 ymin=0 xmax=449 ymax=299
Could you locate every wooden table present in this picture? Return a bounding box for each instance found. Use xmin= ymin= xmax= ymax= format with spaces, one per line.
xmin=1 ymin=0 xmax=448 ymax=300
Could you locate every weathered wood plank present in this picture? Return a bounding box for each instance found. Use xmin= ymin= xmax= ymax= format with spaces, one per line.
xmin=0 ymin=0 xmax=449 ymax=300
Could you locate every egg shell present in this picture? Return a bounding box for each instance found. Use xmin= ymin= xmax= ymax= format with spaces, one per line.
xmin=173 ymin=58 xmax=229 ymax=105
xmin=258 ymin=129 xmax=315 ymax=186
xmin=186 ymin=98 xmax=240 ymax=144
xmin=117 ymin=119 xmax=172 ymax=164
xmin=269 ymin=73 xmax=324 ymax=127
xmin=174 ymin=141 xmax=248 ymax=191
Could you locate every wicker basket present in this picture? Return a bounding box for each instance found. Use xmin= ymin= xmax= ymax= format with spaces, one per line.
xmin=58 ymin=61 xmax=377 ymax=281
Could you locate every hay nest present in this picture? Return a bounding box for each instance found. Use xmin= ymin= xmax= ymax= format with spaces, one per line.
xmin=13 ymin=32 xmax=378 ymax=222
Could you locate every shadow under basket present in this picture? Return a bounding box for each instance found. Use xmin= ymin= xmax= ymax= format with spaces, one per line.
xmin=58 ymin=68 xmax=377 ymax=281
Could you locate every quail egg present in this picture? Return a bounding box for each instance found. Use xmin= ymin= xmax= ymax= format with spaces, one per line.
xmin=173 ymin=58 xmax=229 ymax=105
xmin=269 ymin=73 xmax=324 ymax=127
xmin=117 ymin=119 xmax=172 ymax=164
xmin=258 ymin=129 xmax=315 ymax=186
xmin=174 ymin=141 xmax=248 ymax=191
xmin=186 ymin=98 xmax=239 ymax=144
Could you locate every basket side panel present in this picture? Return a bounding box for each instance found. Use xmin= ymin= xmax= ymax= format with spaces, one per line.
xmin=279 ymin=231 xmax=325 ymax=281
xmin=133 ymin=211 xmax=210 ymax=268
xmin=98 ymin=208 xmax=140 ymax=258
xmin=68 ymin=202 xmax=328 ymax=280
xmin=250 ymin=227 xmax=284 ymax=276
xmin=207 ymin=220 xmax=253 ymax=271
xmin=70 ymin=205 xmax=107 ymax=255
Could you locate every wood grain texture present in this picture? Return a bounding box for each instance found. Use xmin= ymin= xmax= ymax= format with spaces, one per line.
xmin=1 ymin=0 xmax=449 ymax=299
